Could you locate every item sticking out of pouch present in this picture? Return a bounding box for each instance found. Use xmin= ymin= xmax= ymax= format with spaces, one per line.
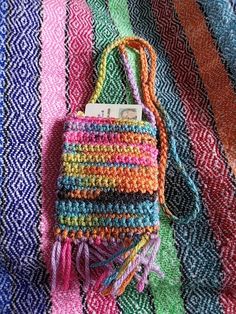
xmin=85 ymin=103 xmax=143 ymax=120
xmin=51 ymin=36 xmax=201 ymax=297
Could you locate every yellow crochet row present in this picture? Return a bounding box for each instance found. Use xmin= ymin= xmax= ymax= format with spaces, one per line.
xmin=66 ymin=144 xmax=142 ymax=154
xmin=61 ymin=165 xmax=158 ymax=177
xmin=62 ymin=153 xmax=155 ymax=164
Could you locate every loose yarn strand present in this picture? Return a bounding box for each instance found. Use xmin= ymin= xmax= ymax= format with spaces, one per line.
xmin=51 ymin=236 xmax=62 ymax=291
xmin=119 ymin=44 xmax=156 ymax=127
xmin=119 ymin=38 xmax=201 ymax=223
xmin=138 ymin=45 xmax=201 ymax=223
xmin=61 ymin=237 xmax=72 ymax=290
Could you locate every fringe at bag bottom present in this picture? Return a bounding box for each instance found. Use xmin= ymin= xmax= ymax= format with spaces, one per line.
xmin=51 ymin=233 xmax=163 ymax=296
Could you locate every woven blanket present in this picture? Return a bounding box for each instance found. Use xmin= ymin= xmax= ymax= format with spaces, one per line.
xmin=0 ymin=0 xmax=235 ymax=313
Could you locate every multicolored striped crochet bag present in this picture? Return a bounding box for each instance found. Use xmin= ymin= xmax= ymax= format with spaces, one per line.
xmin=51 ymin=37 xmax=200 ymax=297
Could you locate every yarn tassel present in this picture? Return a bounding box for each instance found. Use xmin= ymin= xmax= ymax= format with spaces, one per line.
xmin=94 ymin=268 xmax=111 ymax=291
xmin=90 ymin=237 xmax=140 ymax=269
xmin=61 ymin=238 xmax=72 ymax=290
xmin=137 ymin=236 xmax=161 ymax=292
xmin=141 ymin=259 xmax=164 ymax=278
xmin=90 ymin=243 xmax=123 ymax=266
xmin=98 ymin=235 xmax=147 ymax=294
xmin=83 ymin=242 xmax=90 ymax=292
xmin=75 ymin=240 xmax=85 ymax=278
xmin=75 ymin=239 xmax=91 ymax=292
xmin=97 ymin=235 xmax=162 ymax=296
xmin=52 ymin=234 xmax=161 ymax=294
xmin=109 ymin=236 xmax=155 ymax=295
xmin=117 ymin=270 xmax=136 ymax=296
xmin=51 ymin=236 xmax=62 ymax=291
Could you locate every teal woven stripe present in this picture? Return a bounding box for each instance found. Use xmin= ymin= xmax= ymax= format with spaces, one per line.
xmin=197 ymin=0 xmax=236 ymax=88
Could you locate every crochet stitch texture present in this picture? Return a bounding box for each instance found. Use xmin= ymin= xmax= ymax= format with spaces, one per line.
xmin=52 ymin=37 xmax=169 ymax=297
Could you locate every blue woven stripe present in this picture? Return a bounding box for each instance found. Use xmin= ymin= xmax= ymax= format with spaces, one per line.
xmin=0 ymin=3 xmax=12 ymax=312
xmin=0 ymin=1 xmax=51 ymax=313
xmin=0 ymin=2 xmax=7 ymax=189
xmin=197 ymin=0 xmax=236 ymax=88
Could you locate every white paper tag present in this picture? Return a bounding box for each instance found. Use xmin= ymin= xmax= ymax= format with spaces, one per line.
xmin=85 ymin=104 xmax=142 ymax=121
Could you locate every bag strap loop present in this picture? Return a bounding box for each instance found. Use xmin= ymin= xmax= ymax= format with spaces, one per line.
xmin=88 ymin=36 xmax=201 ymax=223
xmin=89 ymin=37 xmax=156 ymax=103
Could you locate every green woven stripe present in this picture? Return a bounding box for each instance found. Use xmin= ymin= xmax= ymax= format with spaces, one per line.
xmin=117 ymin=280 xmax=155 ymax=313
xmin=149 ymin=213 xmax=185 ymax=314
xmin=87 ymin=0 xmax=126 ymax=104
xmin=109 ymin=1 xmax=185 ymax=313
xmin=108 ymin=1 xmax=154 ymax=313
xmin=109 ymin=0 xmax=140 ymax=102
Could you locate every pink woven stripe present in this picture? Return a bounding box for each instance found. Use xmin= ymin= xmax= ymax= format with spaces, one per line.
xmin=69 ymin=0 xmax=94 ymax=113
xmin=86 ymin=290 xmax=120 ymax=314
xmin=41 ymin=0 xmax=83 ymax=313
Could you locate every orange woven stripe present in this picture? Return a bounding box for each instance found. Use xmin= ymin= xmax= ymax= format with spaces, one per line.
xmin=173 ymin=0 xmax=236 ymax=174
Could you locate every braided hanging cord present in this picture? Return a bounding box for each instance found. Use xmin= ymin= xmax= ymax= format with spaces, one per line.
xmin=118 ymin=38 xmax=201 ymax=223
xmin=89 ymin=36 xmax=201 ymax=222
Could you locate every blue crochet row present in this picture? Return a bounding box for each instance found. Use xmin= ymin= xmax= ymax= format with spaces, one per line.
xmin=56 ymin=199 xmax=159 ymax=215
xmin=57 ymin=177 xmax=114 ymax=191
xmin=63 ymin=143 xmax=150 ymax=153
xmin=57 ymin=176 xmax=153 ymax=191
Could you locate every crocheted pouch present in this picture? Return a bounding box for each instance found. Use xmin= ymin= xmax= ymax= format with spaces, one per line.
xmin=51 ymin=37 xmax=200 ymax=297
